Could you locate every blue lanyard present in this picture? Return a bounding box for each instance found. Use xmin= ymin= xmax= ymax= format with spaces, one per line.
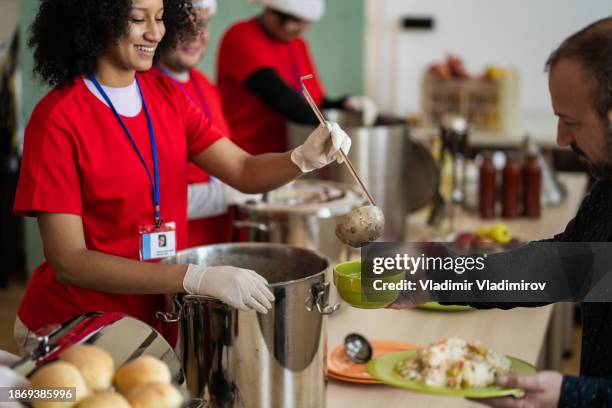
xmin=87 ymin=72 xmax=163 ymax=227
xmin=157 ymin=67 xmax=213 ymax=120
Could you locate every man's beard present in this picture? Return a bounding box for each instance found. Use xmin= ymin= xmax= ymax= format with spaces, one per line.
xmin=571 ymin=124 xmax=612 ymax=180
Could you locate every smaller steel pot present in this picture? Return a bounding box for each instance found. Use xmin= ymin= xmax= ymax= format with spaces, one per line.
xmin=236 ymin=180 xmax=363 ymax=257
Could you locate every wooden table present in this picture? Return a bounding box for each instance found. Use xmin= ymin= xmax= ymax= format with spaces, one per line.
xmin=326 ymin=173 xmax=588 ymax=408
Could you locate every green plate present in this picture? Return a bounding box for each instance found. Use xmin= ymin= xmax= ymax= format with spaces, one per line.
xmin=418 ymin=302 xmax=473 ymax=312
xmin=367 ymin=350 xmax=536 ymax=398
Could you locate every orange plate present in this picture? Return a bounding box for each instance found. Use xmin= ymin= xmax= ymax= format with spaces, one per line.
xmin=327 ymin=371 xmax=381 ymax=385
xmin=327 ymin=340 xmax=418 ymax=381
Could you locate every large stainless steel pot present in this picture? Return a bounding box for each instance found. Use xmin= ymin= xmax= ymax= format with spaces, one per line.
xmin=289 ymin=110 xmax=439 ymax=241
xmin=161 ymin=243 xmax=336 ymax=408
xmin=11 ymin=312 xmax=183 ymax=385
xmin=235 ymin=179 xmax=364 ymax=264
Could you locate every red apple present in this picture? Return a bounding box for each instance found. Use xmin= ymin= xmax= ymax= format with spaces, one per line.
xmin=455 ymin=232 xmax=477 ymax=244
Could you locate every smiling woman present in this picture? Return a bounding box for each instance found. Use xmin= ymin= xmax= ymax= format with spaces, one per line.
xmin=12 ymin=0 xmax=352 ymax=352
xmin=29 ymin=0 xmax=196 ymax=88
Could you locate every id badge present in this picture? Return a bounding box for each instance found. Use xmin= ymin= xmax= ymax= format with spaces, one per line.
xmin=139 ymin=221 xmax=177 ymax=261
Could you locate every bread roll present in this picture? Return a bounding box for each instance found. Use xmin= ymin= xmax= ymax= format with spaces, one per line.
xmin=113 ymin=356 xmax=171 ymax=394
xmin=60 ymin=345 xmax=114 ymax=391
xmin=30 ymin=361 xmax=90 ymax=408
xmin=124 ymin=383 xmax=183 ymax=408
xmin=76 ymin=391 xmax=130 ymax=408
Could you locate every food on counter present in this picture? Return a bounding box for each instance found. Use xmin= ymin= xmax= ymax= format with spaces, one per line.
xmin=455 ymin=223 xmax=517 ymax=246
xmin=30 ymin=361 xmax=90 ymax=407
xmin=76 ymin=391 xmax=130 ymax=408
xmin=475 ymin=223 xmax=513 ymax=244
xmin=60 ymin=345 xmax=114 ymax=391
xmin=454 ymin=232 xmax=478 ymax=245
xmin=428 ymin=55 xmax=470 ymax=80
xmin=113 ymin=355 xmax=171 ymax=394
xmin=394 ymin=337 xmax=511 ymax=389
xmin=124 ymin=383 xmax=183 ymax=408
xmin=489 ymin=224 xmax=511 ymax=244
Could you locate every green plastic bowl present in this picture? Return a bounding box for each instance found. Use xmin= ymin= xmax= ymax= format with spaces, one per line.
xmin=334 ymin=261 xmax=404 ymax=309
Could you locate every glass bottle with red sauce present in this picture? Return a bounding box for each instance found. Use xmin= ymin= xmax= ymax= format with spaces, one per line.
xmin=523 ymin=153 xmax=542 ymax=217
xmin=502 ymin=154 xmax=521 ymax=218
xmin=479 ymin=154 xmax=496 ymax=218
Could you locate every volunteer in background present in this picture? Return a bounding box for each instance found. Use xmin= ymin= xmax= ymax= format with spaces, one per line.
xmin=154 ymin=0 xmax=256 ymax=247
xmin=13 ymin=0 xmax=350 ymax=351
xmin=217 ymin=0 xmax=377 ymax=155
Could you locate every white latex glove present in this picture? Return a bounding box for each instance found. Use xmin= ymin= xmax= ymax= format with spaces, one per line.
xmin=344 ymin=96 xmax=378 ymax=126
xmin=183 ymin=265 xmax=275 ymax=314
xmin=290 ymin=122 xmax=351 ymax=173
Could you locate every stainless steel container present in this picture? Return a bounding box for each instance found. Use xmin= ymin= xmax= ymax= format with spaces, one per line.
xmin=161 ymin=244 xmax=337 ymax=408
xmin=11 ymin=312 xmax=183 ymax=385
xmin=289 ymin=110 xmax=439 ymax=241
xmin=235 ymin=179 xmax=364 ymax=267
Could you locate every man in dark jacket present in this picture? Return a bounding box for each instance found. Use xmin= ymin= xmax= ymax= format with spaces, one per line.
xmin=395 ymin=16 xmax=612 ymax=408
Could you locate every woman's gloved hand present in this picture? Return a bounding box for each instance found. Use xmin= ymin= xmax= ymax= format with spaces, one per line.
xmin=290 ymin=122 xmax=351 ymax=172
xmin=183 ymin=265 xmax=275 ymax=314
xmin=344 ymin=96 xmax=378 ymax=127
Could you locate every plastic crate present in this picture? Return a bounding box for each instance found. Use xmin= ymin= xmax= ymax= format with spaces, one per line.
xmin=421 ymin=68 xmax=519 ymax=132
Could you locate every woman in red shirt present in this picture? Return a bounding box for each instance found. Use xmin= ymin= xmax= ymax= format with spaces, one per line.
xmin=217 ymin=0 xmax=377 ymax=155
xmin=154 ymin=0 xmax=255 ymax=248
xmin=13 ymin=0 xmax=350 ymax=350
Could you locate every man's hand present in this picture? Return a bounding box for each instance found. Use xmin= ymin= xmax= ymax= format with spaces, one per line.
xmin=471 ymin=371 xmax=562 ymax=408
xmin=386 ymin=293 xmax=427 ymax=309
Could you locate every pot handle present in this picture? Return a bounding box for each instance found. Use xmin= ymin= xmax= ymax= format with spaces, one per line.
xmin=233 ymin=220 xmax=272 ymax=232
xmin=156 ymin=296 xmax=183 ymax=323
xmin=305 ymin=282 xmax=340 ymax=315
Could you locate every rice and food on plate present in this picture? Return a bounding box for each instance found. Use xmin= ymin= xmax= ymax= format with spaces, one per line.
xmin=394 ymin=337 xmax=511 ymax=389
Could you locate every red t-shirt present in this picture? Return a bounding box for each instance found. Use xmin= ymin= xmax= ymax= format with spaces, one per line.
xmin=217 ymin=18 xmax=325 ymax=155
xmin=151 ymin=66 xmax=233 ymax=247
xmin=13 ymin=72 xmax=224 ymax=335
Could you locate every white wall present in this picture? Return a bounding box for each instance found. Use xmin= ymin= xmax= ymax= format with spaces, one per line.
xmin=366 ymin=0 xmax=612 ymax=116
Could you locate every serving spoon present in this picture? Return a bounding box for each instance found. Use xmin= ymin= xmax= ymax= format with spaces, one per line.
xmin=300 ymin=75 xmax=385 ymax=247
xmin=344 ymin=332 xmax=373 ymax=364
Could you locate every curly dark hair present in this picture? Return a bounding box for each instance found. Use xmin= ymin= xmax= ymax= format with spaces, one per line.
xmin=545 ymin=16 xmax=612 ymax=125
xmin=29 ymin=0 xmax=196 ymax=87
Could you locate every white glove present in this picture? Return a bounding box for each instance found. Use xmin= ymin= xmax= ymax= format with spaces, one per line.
xmin=344 ymin=96 xmax=378 ymax=126
xmin=183 ymin=264 xmax=275 ymax=314
xmin=290 ymin=122 xmax=352 ymax=173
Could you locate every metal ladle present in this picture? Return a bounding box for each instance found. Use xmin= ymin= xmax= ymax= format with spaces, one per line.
xmin=344 ymin=332 xmax=373 ymax=364
xmin=300 ymin=75 xmax=385 ymax=247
